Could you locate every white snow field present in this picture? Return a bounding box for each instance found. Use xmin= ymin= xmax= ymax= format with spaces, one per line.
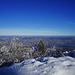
xmin=0 ymin=57 xmax=75 ymax=75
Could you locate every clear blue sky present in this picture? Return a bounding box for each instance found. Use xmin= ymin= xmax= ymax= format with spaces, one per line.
xmin=0 ymin=0 xmax=75 ymax=36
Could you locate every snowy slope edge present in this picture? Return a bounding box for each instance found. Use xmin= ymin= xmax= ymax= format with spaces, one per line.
xmin=0 ymin=57 xmax=75 ymax=75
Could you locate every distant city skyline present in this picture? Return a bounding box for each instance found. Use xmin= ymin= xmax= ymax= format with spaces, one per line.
xmin=0 ymin=0 xmax=75 ymax=36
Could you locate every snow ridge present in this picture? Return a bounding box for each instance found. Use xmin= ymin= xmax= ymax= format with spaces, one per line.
xmin=0 ymin=57 xmax=75 ymax=75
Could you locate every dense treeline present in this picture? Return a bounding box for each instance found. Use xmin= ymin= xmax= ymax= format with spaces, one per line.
xmin=0 ymin=38 xmax=75 ymax=67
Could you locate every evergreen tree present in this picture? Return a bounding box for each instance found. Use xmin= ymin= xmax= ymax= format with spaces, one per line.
xmin=38 ymin=40 xmax=45 ymax=56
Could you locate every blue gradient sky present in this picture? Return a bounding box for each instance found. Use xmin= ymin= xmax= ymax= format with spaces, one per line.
xmin=0 ymin=0 xmax=75 ymax=36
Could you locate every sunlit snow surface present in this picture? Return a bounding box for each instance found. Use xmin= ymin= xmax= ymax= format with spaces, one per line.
xmin=0 ymin=57 xmax=75 ymax=75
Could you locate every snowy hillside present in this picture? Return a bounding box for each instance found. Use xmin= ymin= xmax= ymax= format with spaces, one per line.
xmin=0 ymin=57 xmax=75 ymax=75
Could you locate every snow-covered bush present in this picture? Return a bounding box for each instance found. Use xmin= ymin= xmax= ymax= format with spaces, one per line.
xmin=64 ymin=50 xmax=75 ymax=57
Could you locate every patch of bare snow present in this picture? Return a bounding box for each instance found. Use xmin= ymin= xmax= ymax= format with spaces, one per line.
xmin=0 ymin=57 xmax=75 ymax=75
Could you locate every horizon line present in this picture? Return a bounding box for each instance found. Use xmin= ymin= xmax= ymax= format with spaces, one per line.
xmin=0 ymin=35 xmax=75 ymax=37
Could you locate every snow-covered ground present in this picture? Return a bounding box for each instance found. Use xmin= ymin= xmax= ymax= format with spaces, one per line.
xmin=0 ymin=57 xmax=75 ymax=75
